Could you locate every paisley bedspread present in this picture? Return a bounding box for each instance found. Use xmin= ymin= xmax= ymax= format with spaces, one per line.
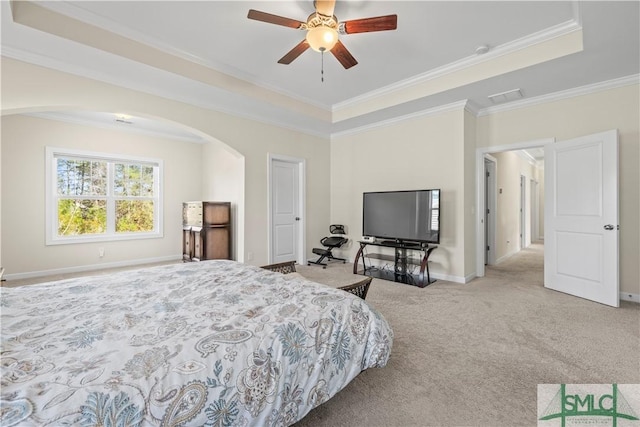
xmin=0 ymin=260 xmax=393 ymax=426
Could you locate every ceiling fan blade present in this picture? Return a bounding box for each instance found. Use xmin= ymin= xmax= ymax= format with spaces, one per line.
xmin=278 ymin=40 xmax=310 ymax=64
xmin=341 ymin=14 xmax=398 ymax=34
xmin=314 ymin=0 xmax=336 ymax=17
xmin=247 ymin=9 xmax=305 ymax=29
xmin=331 ymin=40 xmax=358 ymax=69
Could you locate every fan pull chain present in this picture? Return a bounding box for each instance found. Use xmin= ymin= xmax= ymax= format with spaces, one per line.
xmin=321 ymin=50 xmax=325 ymax=83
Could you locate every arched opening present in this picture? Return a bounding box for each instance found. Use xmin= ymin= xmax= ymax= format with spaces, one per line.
xmin=0 ymin=108 xmax=245 ymax=277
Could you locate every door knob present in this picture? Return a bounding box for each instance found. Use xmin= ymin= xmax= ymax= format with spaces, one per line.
xmin=295 ymin=217 xmax=300 ymax=221
xmin=604 ymin=224 xmax=615 ymax=230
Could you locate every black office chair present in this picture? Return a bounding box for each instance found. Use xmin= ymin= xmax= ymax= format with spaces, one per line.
xmin=307 ymin=225 xmax=348 ymax=268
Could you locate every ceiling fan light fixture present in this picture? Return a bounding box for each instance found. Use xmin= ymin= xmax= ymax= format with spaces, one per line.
xmin=306 ymin=26 xmax=338 ymax=52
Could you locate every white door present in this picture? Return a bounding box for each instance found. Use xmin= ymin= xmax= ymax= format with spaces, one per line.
xmin=544 ymin=130 xmax=619 ymax=307
xmin=484 ymin=156 xmax=497 ymax=265
xmin=530 ymin=179 xmax=538 ymax=242
xmin=271 ymin=159 xmax=300 ymax=264
xmin=520 ymin=175 xmax=526 ymax=249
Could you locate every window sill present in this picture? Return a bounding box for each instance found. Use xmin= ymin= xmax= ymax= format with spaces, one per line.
xmin=46 ymin=232 xmax=163 ymax=246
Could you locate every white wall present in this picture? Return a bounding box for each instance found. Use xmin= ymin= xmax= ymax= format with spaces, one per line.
xmin=1 ymin=114 xmax=202 ymax=275
xmin=463 ymin=110 xmax=477 ymax=278
xmin=490 ymin=151 xmax=538 ymax=261
xmin=477 ymin=84 xmax=639 ymax=296
xmin=330 ymin=83 xmax=638 ymax=295
xmin=537 ymin=162 xmax=545 ymax=240
xmin=2 ymin=58 xmax=636 ymax=296
xmin=201 ymin=140 xmax=244 ymax=262
xmin=331 ymin=108 xmax=469 ymax=282
xmin=0 ymin=58 xmax=331 ymax=274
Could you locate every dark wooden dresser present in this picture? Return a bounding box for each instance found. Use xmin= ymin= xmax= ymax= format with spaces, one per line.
xmin=182 ymin=201 xmax=231 ymax=261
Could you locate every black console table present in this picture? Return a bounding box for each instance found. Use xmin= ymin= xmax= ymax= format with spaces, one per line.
xmin=353 ymin=240 xmax=437 ymax=288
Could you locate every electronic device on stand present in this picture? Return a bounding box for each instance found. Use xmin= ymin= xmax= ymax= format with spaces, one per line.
xmin=354 ymin=189 xmax=440 ymax=287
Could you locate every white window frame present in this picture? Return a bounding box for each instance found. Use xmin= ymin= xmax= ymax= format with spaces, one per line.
xmin=46 ymin=147 xmax=163 ymax=245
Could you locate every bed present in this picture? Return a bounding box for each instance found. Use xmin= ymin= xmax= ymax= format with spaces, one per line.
xmin=0 ymin=260 xmax=393 ymax=426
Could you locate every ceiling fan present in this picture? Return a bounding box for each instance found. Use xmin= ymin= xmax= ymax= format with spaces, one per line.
xmin=247 ymin=0 xmax=397 ymax=69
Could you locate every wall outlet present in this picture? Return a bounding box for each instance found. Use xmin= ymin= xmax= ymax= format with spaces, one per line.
xmin=247 ymin=251 xmax=253 ymax=261
xmin=99 ymin=247 xmax=105 ymax=257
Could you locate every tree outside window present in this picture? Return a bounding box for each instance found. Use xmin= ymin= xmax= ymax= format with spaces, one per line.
xmin=47 ymin=148 xmax=162 ymax=244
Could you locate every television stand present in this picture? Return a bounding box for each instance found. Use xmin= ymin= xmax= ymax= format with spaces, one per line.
xmin=353 ymin=240 xmax=436 ymax=288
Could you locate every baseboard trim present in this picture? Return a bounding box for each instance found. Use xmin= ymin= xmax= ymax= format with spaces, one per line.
xmin=3 ymin=255 xmax=182 ymax=281
xmin=430 ymin=272 xmax=468 ymax=284
xmin=620 ymin=292 xmax=640 ymax=304
xmin=463 ymin=273 xmax=478 ymax=283
xmin=495 ymin=249 xmax=518 ymax=265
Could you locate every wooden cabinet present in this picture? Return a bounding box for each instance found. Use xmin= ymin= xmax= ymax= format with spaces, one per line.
xmin=182 ymin=227 xmax=194 ymax=262
xmin=182 ymin=202 xmax=231 ymax=261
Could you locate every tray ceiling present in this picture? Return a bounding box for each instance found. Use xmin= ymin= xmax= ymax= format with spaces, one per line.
xmin=2 ymin=1 xmax=638 ymax=138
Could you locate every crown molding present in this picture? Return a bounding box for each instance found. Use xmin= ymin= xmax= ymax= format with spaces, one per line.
xmin=26 ymin=112 xmax=206 ymax=144
xmin=572 ymin=0 xmax=583 ymax=27
xmin=29 ymin=0 xmax=586 ymax=119
xmin=477 ymin=74 xmax=640 ymax=116
xmin=1 ymin=47 xmax=330 ymax=140
xmin=329 ymin=72 xmax=640 ymax=139
xmin=6 ymin=39 xmax=637 ymax=142
xmin=332 ymin=18 xmax=582 ymax=114
xmin=330 ymin=100 xmax=469 ymax=139
xmin=515 ymin=149 xmax=539 ymax=167
xmin=33 ymin=1 xmax=332 ymax=112
xmin=464 ymin=100 xmax=483 ymax=116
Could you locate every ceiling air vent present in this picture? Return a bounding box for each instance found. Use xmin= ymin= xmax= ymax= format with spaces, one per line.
xmin=488 ymin=88 xmax=523 ymax=104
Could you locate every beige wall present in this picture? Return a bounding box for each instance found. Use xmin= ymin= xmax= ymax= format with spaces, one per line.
xmin=1 ymin=58 xmax=637 ymax=297
xmin=330 ymin=109 xmax=469 ymax=282
xmin=537 ymin=163 xmax=545 ymax=240
xmin=1 ymin=114 xmax=202 ymax=274
xmin=201 ymin=141 xmax=245 ymax=261
xmin=490 ymin=151 xmax=539 ymax=261
xmin=477 ymin=84 xmax=640 ymax=295
xmin=1 ymin=58 xmax=330 ymax=275
xmin=463 ymin=110 xmax=477 ymax=278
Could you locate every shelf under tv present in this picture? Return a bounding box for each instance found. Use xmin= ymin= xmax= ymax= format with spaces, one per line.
xmin=364 ymin=252 xmax=422 ymax=265
xmin=353 ymin=240 xmax=437 ymax=288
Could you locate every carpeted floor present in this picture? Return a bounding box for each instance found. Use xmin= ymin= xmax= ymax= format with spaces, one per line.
xmin=4 ymin=244 xmax=638 ymax=426
xmin=295 ymin=243 xmax=640 ymax=426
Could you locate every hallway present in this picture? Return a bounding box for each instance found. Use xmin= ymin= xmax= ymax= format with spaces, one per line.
xmin=484 ymin=241 xmax=544 ymax=284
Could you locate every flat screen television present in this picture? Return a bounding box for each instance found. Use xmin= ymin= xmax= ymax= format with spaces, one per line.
xmin=363 ymin=189 xmax=440 ymax=244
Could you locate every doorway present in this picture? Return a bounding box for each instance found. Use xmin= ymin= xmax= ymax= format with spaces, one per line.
xmin=476 ymin=138 xmax=551 ymax=277
xmin=477 ymin=131 xmax=619 ymax=307
xmin=520 ymin=174 xmax=527 ymax=249
xmin=531 ymin=179 xmax=539 ymax=242
xmin=484 ymin=155 xmax=497 ymax=265
xmin=268 ymin=154 xmax=306 ymax=265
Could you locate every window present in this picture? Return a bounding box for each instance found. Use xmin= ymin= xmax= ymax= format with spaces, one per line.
xmin=430 ymin=191 xmax=439 ymax=231
xmin=46 ymin=147 xmax=163 ymax=244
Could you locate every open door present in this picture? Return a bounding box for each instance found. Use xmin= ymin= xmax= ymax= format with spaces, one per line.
xmin=544 ymin=130 xmax=619 ymax=307
xmin=484 ymin=156 xmax=497 ymax=265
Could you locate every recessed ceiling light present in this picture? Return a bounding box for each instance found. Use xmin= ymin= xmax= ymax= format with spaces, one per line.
xmin=115 ymin=113 xmax=133 ymax=125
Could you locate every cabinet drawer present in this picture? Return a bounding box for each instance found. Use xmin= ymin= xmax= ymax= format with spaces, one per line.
xmin=203 ymin=202 xmax=230 ymax=226
xmin=183 ymin=202 xmax=203 ymax=226
xmin=202 ymin=227 xmax=230 ymax=260
xmin=182 ymin=227 xmax=192 ymax=261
